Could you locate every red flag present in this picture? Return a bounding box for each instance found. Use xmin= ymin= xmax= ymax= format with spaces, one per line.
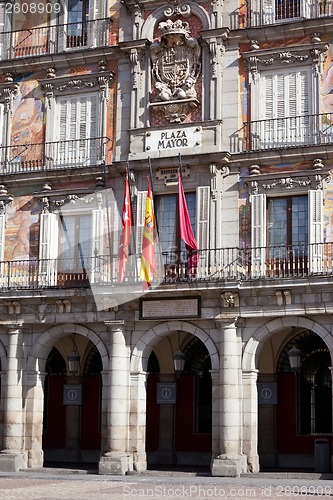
xmin=140 ymin=178 xmax=156 ymax=288
xmin=117 ymin=169 xmax=133 ymax=282
xmin=178 ymin=171 xmax=199 ymax=270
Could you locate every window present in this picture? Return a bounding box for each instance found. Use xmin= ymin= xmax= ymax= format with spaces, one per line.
xmin=267 ymin=196 xmax=308 ymax=273
xmin=52 ymin=94 xmax=98 ymax=168
xmin=66 ymin=0 xmax=90 ymax=48
xmin=155 ymin=192 xmax=196 ymax=255
xmin=257 ymin=68 xmax=311 ymax=148
xmin=251 ymin=190 xmax=323 ymax=276
xmin=58 ymin=214 xmax=92 ymax=285
xmin=59 ymin=213 xmax=92 ymax=279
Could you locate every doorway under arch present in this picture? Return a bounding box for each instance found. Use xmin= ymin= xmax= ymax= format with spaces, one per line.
xmin=42 ymin=337 xmax=102 ymax=465
xmin=146 ymin=332 xmax=212 ymax=467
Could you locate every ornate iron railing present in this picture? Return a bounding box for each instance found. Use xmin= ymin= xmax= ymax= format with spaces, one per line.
xmin=1 ymin=244 xmax=332 ymax=290
xmin=230 ymin=0 xmax=333 ymax=29
xmin=0 ymin=137 xmax=110 ymax=173
xmin=0 ymin=18 xmax=112 ymax=60
xmin=231 ymin=113 xmax=333 ymax=153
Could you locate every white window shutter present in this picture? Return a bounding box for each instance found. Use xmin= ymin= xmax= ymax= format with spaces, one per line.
xmin=262 ymin=0 xmax=274 ymax=25
xmin=196 ymin=186 xmax=210 ymax=251
xmin=57 ymin=95 xmax=98 ymax=166
xmin=251 ymin=193 xmax=266 ymax=277
xmin=91 ymin=208 xmax=103 ymax=283
xmin=308 ymin=190 xmax=323 ymax=273
xmin=135 ymin=191 xmax=147 ymax=255
xmin=0 ymin=212 xmax=5 ymax=261
xmin=38 ymin=212 xmax=59 ymax=286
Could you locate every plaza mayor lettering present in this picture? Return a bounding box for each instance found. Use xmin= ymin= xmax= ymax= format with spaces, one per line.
xmin=157 ymin=130 xmax=188 ymax=149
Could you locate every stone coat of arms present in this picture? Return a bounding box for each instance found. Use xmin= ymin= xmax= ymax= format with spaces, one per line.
xmin=150 ymin=19 xmax=201 ymax=104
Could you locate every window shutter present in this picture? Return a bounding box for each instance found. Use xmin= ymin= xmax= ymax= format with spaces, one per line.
xmin=57 ymin=95 xmax=98 ymax=165
xmin=135 ymin=191 xmax=147 ymax=255
xmin=38 ymin=212 xmax=59 ymax=285
xmin=251 ymin=193 xmax=266 ymax=277
xmin=0 ymin=212 xmax=5 ymax=262
xmin=196 ymin=186 xmax=210 ymax=251
xmin=91 ymin=208 xmax=104 ymax=283
xmin=262 ymin=0 xmax=274 ymax=25
xmin=308 ymin=190 xmax=323 ymax=273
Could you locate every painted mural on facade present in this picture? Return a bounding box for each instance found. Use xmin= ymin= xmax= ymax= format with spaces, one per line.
xmin=5 ymin=196 xmax=40 ymax=261
xmin=11 ymin=75 xmax=44 ymax=168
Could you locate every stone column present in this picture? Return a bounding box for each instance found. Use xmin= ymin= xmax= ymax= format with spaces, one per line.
xmin=211 ymin=318 xmax=245 ymax=477
xmin=129 ymin=371 xmax=147 ymax=472
xmin=99 ymin=321 xmax=131 ymax=475
xmin=25 ymin=371 xmax=46 ymax=469
xmin=210 ymin=370 xmax=220 ymax=457
xmin=242 ymin=369 xmax=260 ymax=472
xmin=0 ymin=325 xmax=27 ymax=471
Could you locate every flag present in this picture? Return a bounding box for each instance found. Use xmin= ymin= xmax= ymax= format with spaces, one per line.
xmin=117 ymin=169 xmax=133 ymax=282
xmin=178 ymin=171 xmax=199 ymax=270
xmin=140 ymin=178 xmax=156 ymax=287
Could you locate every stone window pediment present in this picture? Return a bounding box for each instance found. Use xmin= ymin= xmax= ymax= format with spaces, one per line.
xmin=241 ymin=41 xmax=328 ymax=74
xmin=39 ymin=69 xmax=115 ymax=107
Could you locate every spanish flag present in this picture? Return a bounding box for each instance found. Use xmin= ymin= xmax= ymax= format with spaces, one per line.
xmin=140 ymin=178 xmax=156 ymax=287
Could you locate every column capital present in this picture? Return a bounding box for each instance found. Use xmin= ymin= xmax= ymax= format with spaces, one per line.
xmin=7 ymin=323 xmax=23 ymax=335
xmin=105 ymin=320 xmax=125 ymax=332
xmin=242 ymin=369 xmax=259 ymax=381
xmin=215 ymin=317 xmax=238 ymax=329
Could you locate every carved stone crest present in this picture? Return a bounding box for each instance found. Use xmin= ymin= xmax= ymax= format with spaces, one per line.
xmin=150 ymin=19 xmax=201 ymax=122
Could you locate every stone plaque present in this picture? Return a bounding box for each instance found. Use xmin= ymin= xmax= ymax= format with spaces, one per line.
xmin=157 ymin=383 xmax=177 ymax=404
xmin=140 ymin=297 xmax=200 ymax=319
xmin=145 ymin=126 xmax=201 ymax=151
xmin=63 ymin=384 xmax=83 ymax=406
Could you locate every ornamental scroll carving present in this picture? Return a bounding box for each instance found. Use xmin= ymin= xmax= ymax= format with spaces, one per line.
xmin=150 ymin=19 xmax=201 ymax=123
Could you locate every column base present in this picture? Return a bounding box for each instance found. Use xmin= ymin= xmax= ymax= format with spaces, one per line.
xmin=0 ymin=450 xmax=28 ymax=472
xmin=98 ymin=452 xmax=133 ymax=476
xmin=211 ymin=454 xmax=246 ymax=477
xmin=133 ymin=452 xmax=147 ymax=472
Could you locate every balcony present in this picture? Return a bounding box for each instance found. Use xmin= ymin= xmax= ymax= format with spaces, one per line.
xmin=231 ymin=113 xmax=333 ymax=153
xmin=0 ymin=18 xmax=112 ymax=61
xmin=1 ymin=243 xmax=332 ymax=291
xmin=231 ymin=0 xmax=333 ymax=29
xmin=0 ymin=137 xmax=110 ymax=174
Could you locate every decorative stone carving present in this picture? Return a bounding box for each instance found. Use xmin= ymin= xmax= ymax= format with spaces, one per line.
xmin=262 ymin=177 xmax=311 ymax=190
xmin=221 ymin=291 xmax=239 ymax=308
xmin=164 ymin=0 xmax=191 ymax=18
xmin=242 ymin=43 xmax=328 ymax=76
xmin=150 ymin=18 xmax=201 ymax=122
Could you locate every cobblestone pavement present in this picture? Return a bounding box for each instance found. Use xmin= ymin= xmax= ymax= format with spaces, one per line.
xmin=0 ymin=471 xmax=332 ymax=500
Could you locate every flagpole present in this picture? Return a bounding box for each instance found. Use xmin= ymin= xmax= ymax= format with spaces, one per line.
xmin=126 ymin=160 xmax=137 ymax=279
xmin=147 ymin=156 xmax=159 ymax=235
xmin=178 ymin=153 xmax=183 ymax=178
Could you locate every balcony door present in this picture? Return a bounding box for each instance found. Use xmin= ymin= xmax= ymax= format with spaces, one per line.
xmin=58 ymin=213 xmax=92 ymax=284
xmin=66 ymin=0 xmax=89 ymax=48
xmin=267 ymin=196 xmax=308 ymax=275
xmin=257 ymin=68 xmax=311 ymax=148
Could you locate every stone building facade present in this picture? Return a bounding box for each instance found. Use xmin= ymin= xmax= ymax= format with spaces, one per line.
xmin=0 ymin=0 xmax=332 ymax=477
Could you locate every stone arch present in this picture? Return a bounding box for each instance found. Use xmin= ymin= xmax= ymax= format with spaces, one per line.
xmin=242 ymin=317 xmax=333 ymax=371
xmin=131 ymin=320 xmax=219 ymax=373
xmin=141 ymin=2 xmax=210 ymax=40
xmin=27 ymin=324 xmax=109 ymax=375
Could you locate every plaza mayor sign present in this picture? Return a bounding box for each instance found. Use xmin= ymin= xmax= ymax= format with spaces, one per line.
xmin=146 ymin=126 xmax=202 ymax=151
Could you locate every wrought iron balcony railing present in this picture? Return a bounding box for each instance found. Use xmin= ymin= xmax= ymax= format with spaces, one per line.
xmin=0 ymin=18 xmax=112 ymax=60
xmin=231 ymin=113 xmax=333 ymax=153
xmin=0 ymin=137 xmax=110 ymax=173
xmin=1 ymin=243 xmax=332 ymax=290
xmin=230 ymin=0 xmax=333 ymax=29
